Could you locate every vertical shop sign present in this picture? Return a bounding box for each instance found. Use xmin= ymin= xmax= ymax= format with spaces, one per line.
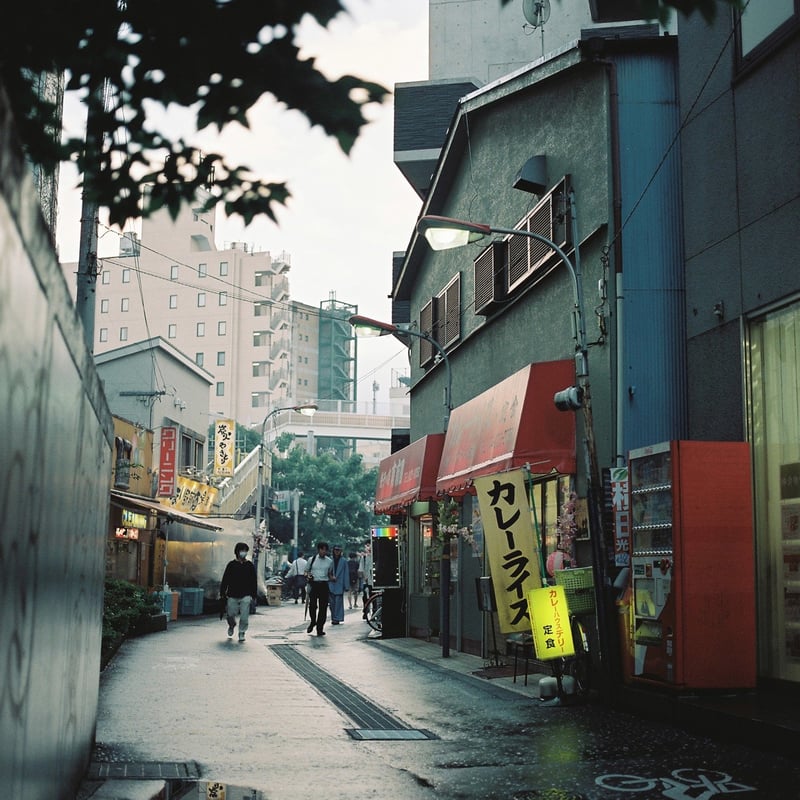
xmin=610 ymin=466 xmax=630 ymax=567
xmin=158 ymin=426 xmax=177 ymax=497
xmin=214 ymin=419 xmax=235 ymax=477
xmin=527 ymin=584 xmax=575 ymax=659
xmin=475 ymin=469 xmax=542 ymax=634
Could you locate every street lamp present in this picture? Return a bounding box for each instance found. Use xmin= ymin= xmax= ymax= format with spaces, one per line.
xmin=254 ymin=402 xmax=318 ymax=600
xmin=416 ymin=191 xmax=613 ymax=691
xmin=349 ymin=313 xmax=454 ymax=656
xmin=348 ymin=314 xmax=452 ymax=433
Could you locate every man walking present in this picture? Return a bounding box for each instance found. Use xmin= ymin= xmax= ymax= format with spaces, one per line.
xmin=219 ymin=542 xmax=258 ymax=643
xmin=305 ymin=541 xmax=333 ymax=636
xmin=287 ymin=551 xmax=308 ymax=604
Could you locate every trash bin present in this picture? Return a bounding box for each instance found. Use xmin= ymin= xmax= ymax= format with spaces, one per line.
xmin=169 ymin=591 xmax=180 ymax=621
xmin=381 ymin=587 xmax=405 ymax=639
xmin=266 ymin=581 xmax=282 ymax=607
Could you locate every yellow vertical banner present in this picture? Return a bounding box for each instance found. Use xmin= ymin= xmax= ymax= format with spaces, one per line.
xmin=214 ymin=419 xmax=235 ymax=477
xmin=527 ymin=584 xmax=575 ymax=660
xmin=474 ymin=469 xmax=542 ymax=634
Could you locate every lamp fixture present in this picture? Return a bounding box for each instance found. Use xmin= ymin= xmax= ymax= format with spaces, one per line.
xmin=349 ymin=315 xmax=451 ymax=433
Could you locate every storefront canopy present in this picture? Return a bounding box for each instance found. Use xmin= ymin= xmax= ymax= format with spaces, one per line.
xmin=436 ymin=360 xmax=577 ymax=496
xmin=110 ymin=490 xmax=222 ymax=532
xmin=374 ymin=433 xmax=445 ymax=514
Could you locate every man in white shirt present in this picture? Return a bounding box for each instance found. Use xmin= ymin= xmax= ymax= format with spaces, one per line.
xmin=305 ymin=541 xmax=333 ymax=636
xmin=286 ymin=551 xmax=308 ymax=604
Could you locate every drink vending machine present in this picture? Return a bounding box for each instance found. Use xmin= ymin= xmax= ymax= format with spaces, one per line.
xmin=628 ymin=440 xmax=756 ymax=689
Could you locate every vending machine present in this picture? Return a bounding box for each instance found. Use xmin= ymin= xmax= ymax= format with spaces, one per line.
xmin=628 ymin=440 xmax=756 ymax=689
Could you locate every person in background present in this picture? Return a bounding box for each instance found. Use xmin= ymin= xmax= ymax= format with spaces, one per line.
xmin=360 ymin=549 xmax=374 ymax=614
xmin=219 ymin=541 xmax=257 ymax=643
xmin=287 ymin=551 xmax=308 ymax=604
xmin=305 ymin=541 xmax=333 ymax=636
xmin=347 ymin=552 xmax=361 ymax=609
xmin=328 ymin=544 xmax=348 ymax=625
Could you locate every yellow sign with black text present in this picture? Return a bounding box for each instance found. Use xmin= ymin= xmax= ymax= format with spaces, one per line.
xmin=474 ymin=469 xmax=542 ymax=634
xmin=527 ymin=584 xmax=575 ymax=661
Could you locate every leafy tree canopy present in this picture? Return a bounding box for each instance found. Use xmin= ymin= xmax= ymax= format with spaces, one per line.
xmin=268 ymin=441 xmax=384 ymax=553
xmin=4 ymin=0 xmax=739 ymax=228
xmin=2 ymin=0 xmax=387 ymax=227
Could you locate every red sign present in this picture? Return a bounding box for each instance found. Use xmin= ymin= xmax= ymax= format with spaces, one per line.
xmin=158 ymin=426 xmax=177 ymax=496
xmin=374 ymin=434 xmax=445 ymax=514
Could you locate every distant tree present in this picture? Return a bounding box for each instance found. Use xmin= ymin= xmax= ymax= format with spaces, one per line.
xmin=268 ymin=443 xmax=381 ymax=551
xmin=1 ymin=1 xmax=388 ymax=227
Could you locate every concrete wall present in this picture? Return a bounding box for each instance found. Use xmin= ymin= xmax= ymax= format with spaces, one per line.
xmin=0 ymin=87 xmax=114 ymax=799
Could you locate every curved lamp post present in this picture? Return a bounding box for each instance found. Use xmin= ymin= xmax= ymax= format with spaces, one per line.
xmin=349 ymin=313 xmax=455 ymax=656
xmin=416 ymin=192 xmax=612 ymax=689
xmin=254 ymin=402 xmax=318 ymax=596
xmin=348 ymin=315 xmax=452 ymax=433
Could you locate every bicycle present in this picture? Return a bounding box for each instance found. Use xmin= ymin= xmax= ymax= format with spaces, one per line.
xmin=362 ymin=589 xmax=383 ymax=632
xmin=544 ymin=612 xmax=592 ymax=702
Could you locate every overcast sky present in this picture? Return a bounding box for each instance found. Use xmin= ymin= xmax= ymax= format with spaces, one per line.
xmin=55 ymin=0 xmax=429 ymax=407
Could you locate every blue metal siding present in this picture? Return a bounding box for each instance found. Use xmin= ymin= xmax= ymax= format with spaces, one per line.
xmin=615 ymin=53 xmax=688 ymax=455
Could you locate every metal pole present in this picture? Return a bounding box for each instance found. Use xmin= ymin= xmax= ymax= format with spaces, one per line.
xmin=292 ymin=489 xmax=299 ymax=553
xmin=488 ymin=193 xmax=613 ymax=695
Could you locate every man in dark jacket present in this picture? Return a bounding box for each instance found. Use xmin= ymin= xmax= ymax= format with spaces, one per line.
xmin=219 ymin=541 xmax=258 ymax=642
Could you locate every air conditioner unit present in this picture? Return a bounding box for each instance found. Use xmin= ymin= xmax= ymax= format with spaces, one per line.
xmin=474 ymin=241 xmax=508 ymax=315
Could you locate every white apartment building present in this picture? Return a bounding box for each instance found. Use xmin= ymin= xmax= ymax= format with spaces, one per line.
xmin=63 ymin=188 xmax=297 ymax=429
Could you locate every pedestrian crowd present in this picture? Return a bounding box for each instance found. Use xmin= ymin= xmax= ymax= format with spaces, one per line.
xmin=219 ymin=539 xmax=370 ymax=640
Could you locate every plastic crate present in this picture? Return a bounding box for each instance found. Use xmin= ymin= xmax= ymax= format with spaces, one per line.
xmin=554 ymin=567 xmax=595 ymax=614
xmin=178 ymin=588 xmax=204 ymax=616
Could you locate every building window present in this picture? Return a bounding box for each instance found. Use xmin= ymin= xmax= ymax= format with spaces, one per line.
xmin=120 ymin=297 xmax=129 ymax=312
xmin=102 ymin=271 xmax=110 ymax=284
xmin=197 ymin=322 xmax=205 ymax=337
xmin=253 ymin=331 xmax=270 ymax=347
xmin=219 ymin=291 xmax=228 ymax=306
xmin=219 ymin=261 xmax=229 ymax=276
xmin=198 ymin=262 xmax=207 ymax=278
xmin=119 ymin=327 xmax=128 ymax=341
xmin=170 ymin=265 xmax=179 ymax=280
xmin=252 ymin=361 xmax=268 ymax=377
xmin=217 ymin=351 xmax=225 ymax=366
xmin=168 ymin=324 xmax=177 ymax=339
xmin=255 ymin=272 xmax=268 ymax=287
xmin=255 ymin=302 xmax=270 ymax=316
xmin=99 ymin=327 xmax=108 ymax=342
xmin=169 ymin=294 xmax=178 ymax=309
xmin=216 ymin=382 xmax=225 ymax=397
xmin=218 ymin=321 xmax=226 ymax=336
xmin=198 ymin=292 xmax=206 ymax=307
xmin=122 ymin=269 xmax=130 ymax=283
xmin=739 ymin=0 xmax=796 ymax=61
xmin=196 ymin=352 xmax=204 ymax=367
xmin=100 ymin=299 xmax=109 ymax=313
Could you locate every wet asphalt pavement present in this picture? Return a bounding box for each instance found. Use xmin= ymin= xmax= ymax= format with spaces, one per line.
xmin=81 ymin=601 xmax=800 ymax=799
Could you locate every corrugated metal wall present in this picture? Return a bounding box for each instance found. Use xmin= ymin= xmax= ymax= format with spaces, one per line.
xmin=615 ymin=53 xmax=688 ymax=455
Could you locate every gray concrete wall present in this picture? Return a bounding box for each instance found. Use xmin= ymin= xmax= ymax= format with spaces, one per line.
xmin=0 ymin=86 xmax=114 ymax=799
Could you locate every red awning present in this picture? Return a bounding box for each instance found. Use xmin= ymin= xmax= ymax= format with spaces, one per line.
xmin=374 ymin=434 xmax=445 ymax=514
xmin=436 ymin=360 xmax=576 ymax=496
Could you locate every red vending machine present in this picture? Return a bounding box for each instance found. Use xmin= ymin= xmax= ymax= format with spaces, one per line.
xmin=628 ymin=440 xmax=756 ymax=689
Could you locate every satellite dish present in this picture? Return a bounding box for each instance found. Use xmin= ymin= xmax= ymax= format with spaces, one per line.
xmin=522 ymin=0 xmax=551 ymax=29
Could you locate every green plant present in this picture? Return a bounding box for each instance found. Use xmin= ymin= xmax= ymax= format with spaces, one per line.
xmin=101 ymin=579 xmax=162 ymax=669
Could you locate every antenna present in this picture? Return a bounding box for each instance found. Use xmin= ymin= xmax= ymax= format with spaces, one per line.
xmin=522 ymin=0 xmax=551 ymax=58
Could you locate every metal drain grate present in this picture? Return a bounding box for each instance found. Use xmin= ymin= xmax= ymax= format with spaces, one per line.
xmin=87 ymin=761 xmax=201 ymax=779
xmin=271 ymin=644 xmax=437 ymax=740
